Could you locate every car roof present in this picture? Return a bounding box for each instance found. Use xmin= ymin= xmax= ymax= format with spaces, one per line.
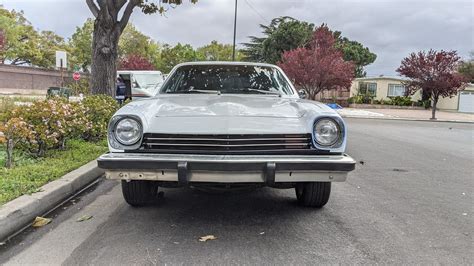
xmin=175 ymin=61 xmax=279 ymax=68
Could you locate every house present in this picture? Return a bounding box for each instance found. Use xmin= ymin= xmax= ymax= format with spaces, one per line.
xmin=349 ymin=76 xmax=421 ymax=101
xmin=436 ymin=83 xmax=474 ymax=113
xmin=348 ymin=76 xmax=473 ymax=113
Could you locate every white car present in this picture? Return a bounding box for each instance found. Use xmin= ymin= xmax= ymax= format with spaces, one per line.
xmin=99 ymin=62 xmax=355 ymax=208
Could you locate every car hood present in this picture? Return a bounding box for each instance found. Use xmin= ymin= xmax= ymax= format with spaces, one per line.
xmin=118 ymin=94 xmax=337 ymax=135
xmin=147 ymin=94 xmax=306 ymax=118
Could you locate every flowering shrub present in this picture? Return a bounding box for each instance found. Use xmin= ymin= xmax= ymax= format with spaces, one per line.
xmin=7 ymin=98 xmax=86 ymax=156
xmin=0 ymin=95 xmax=118 ymax=165
xmin=0 ymin=117 xmax=35 ymax=168
xmin=81 ymin=95 xmax=119 ymax=141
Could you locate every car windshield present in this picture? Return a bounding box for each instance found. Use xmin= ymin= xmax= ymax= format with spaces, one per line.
xmin=159 ymin=65 xmax=294 ymax=95
xmin=133 ymin=74 xmax=164 ymax=90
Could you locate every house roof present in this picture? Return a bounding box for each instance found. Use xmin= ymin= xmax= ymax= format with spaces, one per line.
xmin=355 ymin=76 xmax=410 ymax=82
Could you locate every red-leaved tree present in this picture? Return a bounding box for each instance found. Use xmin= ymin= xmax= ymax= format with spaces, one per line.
xmin=278 ymin=25 xmax=355 ymax=100
xmin=118 ymin=54 xmax=155 ymax=70
xmin=397 ymin=50 xmax=467 ymax=120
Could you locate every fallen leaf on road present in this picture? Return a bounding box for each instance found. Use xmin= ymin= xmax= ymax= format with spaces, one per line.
xmin=76 ymin=215 xmax=93 ymax=222
xmin=32 ymin=216 xmax=51 ymax=227
xmin=199 ymin=235 xmax=217 ymax=242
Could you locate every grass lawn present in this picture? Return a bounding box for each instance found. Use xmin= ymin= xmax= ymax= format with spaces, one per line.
xmin=0 ymin=139 xmax=108 ymax=205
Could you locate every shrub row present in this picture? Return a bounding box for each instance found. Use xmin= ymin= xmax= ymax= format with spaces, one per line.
xmin=348 ymin=95 xmax=416 ymax=106
xmin=0 ymin=95 xmax=118 ymax=168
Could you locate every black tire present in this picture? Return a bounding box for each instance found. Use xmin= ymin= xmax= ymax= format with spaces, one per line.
xmin=295 ymin=182 xmax=331 ymax=208
xmin=121 ymin=180 xmax=159 ymax=207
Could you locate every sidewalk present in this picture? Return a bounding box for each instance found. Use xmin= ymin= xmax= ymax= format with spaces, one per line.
xmin=337 ymin=108 xmax=474 ymax=123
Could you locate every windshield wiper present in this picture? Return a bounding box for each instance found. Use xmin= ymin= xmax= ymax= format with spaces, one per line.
xmin=187 ymin=88 xmax=221 ymax=94
xmin=238 ymin=88 xmax=282 ymax=96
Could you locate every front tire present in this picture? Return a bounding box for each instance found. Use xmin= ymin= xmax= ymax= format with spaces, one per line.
xmin=295 ymin=182 xmax=331 ymax=208
xmin=121 ymin=180 xmax=159 ymax=207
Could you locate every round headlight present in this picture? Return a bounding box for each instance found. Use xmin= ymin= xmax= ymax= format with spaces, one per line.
xmin=114 ymin=118 xmax=141 ymax=145
xmin=314 ymin=118 xmax=341 ymax=146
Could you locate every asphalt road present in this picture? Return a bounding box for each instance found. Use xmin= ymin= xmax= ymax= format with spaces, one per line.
xmin=1 ymin=118 xmax=473 ymax=265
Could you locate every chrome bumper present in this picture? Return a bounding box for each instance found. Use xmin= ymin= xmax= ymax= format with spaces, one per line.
xmin=97 ymin=153 xmax=356 ymax=184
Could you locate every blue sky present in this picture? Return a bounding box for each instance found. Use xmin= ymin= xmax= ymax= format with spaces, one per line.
xmin=2 ymin=0 xmax=473 ymax=76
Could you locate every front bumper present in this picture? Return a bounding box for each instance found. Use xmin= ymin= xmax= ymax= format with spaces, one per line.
xmin=97 ymin=153 xmax=356 ymax=184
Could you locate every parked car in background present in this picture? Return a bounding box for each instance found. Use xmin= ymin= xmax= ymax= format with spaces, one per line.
xmin=99 ymin=62 xmax=356 ymax=208
xmin=117 ymin=70 xmax=166 ymax=100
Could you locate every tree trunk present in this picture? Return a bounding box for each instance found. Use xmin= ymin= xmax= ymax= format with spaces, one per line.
xmin=89 ymin=15 xmax=121 ymax=96
xmin=431 ymin=96 xmax=438 ymax=120
xmin=5 ymin=139 xmax=14 ymax=168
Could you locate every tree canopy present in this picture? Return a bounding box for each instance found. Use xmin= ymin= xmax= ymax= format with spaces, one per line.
xmin=397 ymin=50 xmax=467 ymax=119
xmin=68 ymin=18 xmax=94 ymax=72
xmin=278 ymin=25 xmax=355 ymax=100
xmin=333 ymin=31 xmax=377 ymax=77
xmin=197 ymin=40 xmax=243 ymax=62
xmin=458 ymin=51 xmax=474 ymax=83
xmin=118 ymin=54 xmax=155 ymax=70
xmin=243 ymin=17 xmax=376 ymax=77
xmin=243 ymin=17 xmax=313 ymax=64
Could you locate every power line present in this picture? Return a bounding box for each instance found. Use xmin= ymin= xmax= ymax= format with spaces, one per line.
xmin=244 ymin=0 xmax=268 ymax=23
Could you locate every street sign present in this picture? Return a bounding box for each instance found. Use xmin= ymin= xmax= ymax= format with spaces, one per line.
xmin=73 ymin=72 xmax=81 ymax=81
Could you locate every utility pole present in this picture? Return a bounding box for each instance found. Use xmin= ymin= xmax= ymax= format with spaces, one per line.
xmin=232 ymin=0 xmax=237 ymax=61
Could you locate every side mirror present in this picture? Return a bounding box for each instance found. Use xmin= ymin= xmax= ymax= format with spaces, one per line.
xmin=298 ymin=89 xmax=307 ymax=99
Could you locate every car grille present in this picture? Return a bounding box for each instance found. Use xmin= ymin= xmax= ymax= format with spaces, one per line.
xmin=138 ymin=133 xmax=314 ymax=154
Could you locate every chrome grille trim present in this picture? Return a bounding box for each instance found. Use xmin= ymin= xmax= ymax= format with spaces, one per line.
xmin=141 ymin=133 xmax=312 ymax=152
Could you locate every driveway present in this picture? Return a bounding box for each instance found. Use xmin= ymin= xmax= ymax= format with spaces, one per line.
xmin=0 ymin=119 xmax=473 ymax=264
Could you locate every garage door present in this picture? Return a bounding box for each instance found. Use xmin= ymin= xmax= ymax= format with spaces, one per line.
xmin=458 ymin=91 xmax=474 ymax=113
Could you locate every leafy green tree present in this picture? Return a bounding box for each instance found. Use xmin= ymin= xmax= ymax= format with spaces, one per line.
xmin=85 ymin=0 xmax=197 ymax=95
xmin=243 ymin=17 xmax=313 ymax=64
xmin=157 ymin=43 xmax=200 ymax=73
xmin=333 ymin=31 xmax=377 ymax=77
xmin=36 ymin=30 xmax=68 ymax=68
xmin=0 ymin=8 xmax=68 ymax=68
xmin=458 ymin=51 xmax=474 ymax=83
xmin=0 ymin=8 xmax=42 ymax=65
xmin=69 ymin=18 xmax=94 ymax=72
xmin=243 ymin=17 xmax=376 ymax=77
xmin=119 ymin=24 xmax=161 ymax=67
xmin=196 ymin=40 xmax=243 ymax=61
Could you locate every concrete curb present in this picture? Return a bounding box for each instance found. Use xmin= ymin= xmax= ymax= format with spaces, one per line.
xmin=341 ymin=115 xmax=474 ymax=124
xmin=0 ymin=160 xmax=105 ymax=242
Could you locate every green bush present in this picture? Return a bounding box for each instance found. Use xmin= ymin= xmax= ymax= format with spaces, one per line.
xmin=389 ymin=96 xmax=412 ymax=106
xmin=65 ymin=78 xmax=90 ymax=96
xmin=4 ymin=98 xmax=88 ymax=156
xmin=1 ymin=94 xmax=118 ymax=163
xmin=81 ymin=95 xmax=119 ymax=141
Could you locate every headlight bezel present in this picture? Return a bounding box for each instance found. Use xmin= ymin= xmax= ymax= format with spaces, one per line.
xmin=312 ymin=117 xmax=345 ymax=149
xmin=108 ymin=115 xmax=143 ymax=150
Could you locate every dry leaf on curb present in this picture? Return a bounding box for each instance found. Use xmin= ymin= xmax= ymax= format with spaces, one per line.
xmin=199 ymin=235 xmax=217 ymax=242
xmin=32 ymin=217 xmax=51 ymax=227
xmin=76 ymin=215 xmax=93 ymax=222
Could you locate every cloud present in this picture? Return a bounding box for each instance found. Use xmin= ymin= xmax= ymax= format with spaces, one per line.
xmin=2 ymin=0 xmax=473 ymax=75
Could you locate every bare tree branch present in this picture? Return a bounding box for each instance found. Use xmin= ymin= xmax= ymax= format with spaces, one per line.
xmin=86 ymin=0 xmax=99 ymax=17
xmin=119 ymin=0 xmax=139 ymax=31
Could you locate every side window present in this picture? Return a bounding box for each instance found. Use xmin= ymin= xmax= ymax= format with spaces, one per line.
xmin=388 ymin=84 xmax=406 ymax=97
xmin=359 ymin=82 xmax=377 ymax=96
